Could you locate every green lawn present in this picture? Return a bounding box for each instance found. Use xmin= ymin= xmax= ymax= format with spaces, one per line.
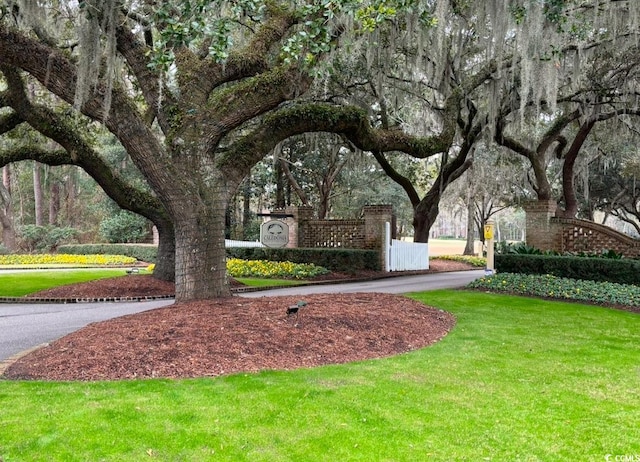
xmin=0 ymin=271 xmax=312 ymax=297
xmin=1 ymin=290 xmax=639 ymax=461
xmin=0 ymin=269 xmax=132 ymax=297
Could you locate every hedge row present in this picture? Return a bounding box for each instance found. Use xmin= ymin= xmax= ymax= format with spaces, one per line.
xmin=225 ymin=247 xmax=380 ymax=272
xmin=495 ymin=254 xmax=640 ymax=286
xmin=58 ymin=244 xmax=157 ymax=263
xmin=59 ymin=244 xmax=380 ymax=272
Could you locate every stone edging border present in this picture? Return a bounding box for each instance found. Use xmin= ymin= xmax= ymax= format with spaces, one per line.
xmin=0 ymin=274 xmax=391 ymax=304
xmin=0 ymin=294 xmax=176 ymax=304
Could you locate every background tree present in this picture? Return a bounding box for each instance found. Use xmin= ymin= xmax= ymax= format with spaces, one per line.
xmin=589 ymin=143 xmax=640 ymax=236
xmin=492 ymin=7 xmax=640 ymax=217
xmin=0 ymin=165 xmax=15 ymax=250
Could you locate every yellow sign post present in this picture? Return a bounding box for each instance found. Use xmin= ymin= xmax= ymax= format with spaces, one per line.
xmin=484 ymin=223 xmax=494 ymax=240
xmin=484 ymin=220 xmax=495 ymax=275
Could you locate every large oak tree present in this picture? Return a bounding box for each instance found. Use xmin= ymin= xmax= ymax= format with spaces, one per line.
xmin=0 ymin=1 xmax=464 ymax=301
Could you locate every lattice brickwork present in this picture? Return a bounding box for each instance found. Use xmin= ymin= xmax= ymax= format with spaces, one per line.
xmin=554 ymin=218 xmax=640 ymax=257
xmin=299 ymin=220 xmax=366 ymax=248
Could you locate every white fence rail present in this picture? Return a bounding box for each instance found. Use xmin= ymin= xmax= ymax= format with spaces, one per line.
xmin=384 ymin=222 xmax=429 ymax=271
xmin=225 ymin=239 xmax=265 ymax=248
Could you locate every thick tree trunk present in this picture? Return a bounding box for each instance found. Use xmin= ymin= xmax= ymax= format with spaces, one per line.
xmin=318 ymin=181 xmax=331 ymax=220
xmin=153 ymin=219 xmax=176 ymax=282
xmin=561 ymin=121 xmax=595 ymax=218
xmin=463 ymin=198 xmax=475 ymax=255
xmin=173 ymin=208 xmax=230 ymax=301
xmin=561 ymin=152 xmax=579 ymax=218
xmin=413 ymin=197 xmax=440 ymax=243
xmin=168 ymin=168 xmax=232 ymax=301
xmin=33 ymin=162 xmax=44 ymax=226
xmin=530 ymin=154 xmax=553 ymax=201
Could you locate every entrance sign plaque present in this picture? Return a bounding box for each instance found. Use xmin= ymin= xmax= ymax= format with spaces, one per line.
xmin=260 ymin=220 xmax=289 ymax=248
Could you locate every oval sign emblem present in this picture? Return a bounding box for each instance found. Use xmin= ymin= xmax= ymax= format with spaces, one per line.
xmin=260 ymin=220 xmax=289 ymax=248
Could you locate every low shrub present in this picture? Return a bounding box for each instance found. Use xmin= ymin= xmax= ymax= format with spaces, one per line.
xmin=18 ymin=225 xmax=78 ymax=252
xmin=99 ymin=211 xmax=151 ymax=243
xmin=226 ymin=247 xmax=380 ymax=272
xmin=495 ymin=254 xmax=640 ymax=285
xmin=468 ymin=272 xmax=640 ymax=307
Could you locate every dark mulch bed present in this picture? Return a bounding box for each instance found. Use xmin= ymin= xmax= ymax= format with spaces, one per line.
xmin=3 ymin=293 xmax=455 ymax=381
xmin=3 ymin=260 xmax=473 ymax=381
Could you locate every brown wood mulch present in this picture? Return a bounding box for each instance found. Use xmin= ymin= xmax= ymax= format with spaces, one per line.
xmin=2 ymin=260 xmax=468 ymax=381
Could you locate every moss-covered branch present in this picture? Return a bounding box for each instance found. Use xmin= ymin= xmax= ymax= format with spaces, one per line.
xmin=114 ymin=13 xmax=176 ymax=132
xmin=196 ymin=66 xmax=312 ymax=154
xmin=198 ymin=7 xmax=300 ymax=97
xmin=0 ymin=110 xmax=23 ymax=136
xmin=0 ymin=26 xmax=174 ymax=197
xmin=219 ymin=102 xmax=455 ymax=182
xmin=0 ymin=66 xmax=170 ymax=230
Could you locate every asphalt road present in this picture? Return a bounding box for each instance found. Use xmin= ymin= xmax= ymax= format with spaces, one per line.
xmin=0 ymin=270 xmax=483 ymax=363
xmin=240 ymin=269 xmax=485 ymax=297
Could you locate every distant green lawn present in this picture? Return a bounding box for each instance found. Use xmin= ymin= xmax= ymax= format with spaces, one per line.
xmin=0 ymin=271 xmax=310 ymax=297
xmin=1 ymin=290 xmax=639 ymax=461
xmin=0 ymin=269 xmax=131 ymax=297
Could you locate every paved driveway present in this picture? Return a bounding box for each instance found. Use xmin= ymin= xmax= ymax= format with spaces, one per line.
xmin=0 ymin=270 xmax=483 ymax=362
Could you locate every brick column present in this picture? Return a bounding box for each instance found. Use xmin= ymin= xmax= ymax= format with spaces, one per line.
xmin=523 ymin=200 xmax=561 ymax=252
xmin=285 ymin=205 xmax=314 ymax=248
xmin=363 ymin=205 xmax=394 ymax=269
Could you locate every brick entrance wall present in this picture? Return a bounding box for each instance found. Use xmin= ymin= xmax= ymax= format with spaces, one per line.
xmin=276 ymin=205 xmax=394 ymax=269
xmin=553 ymin=218 xmax=640 ymax=256
xmin=524 ymin=200 xmax=640 ymax=257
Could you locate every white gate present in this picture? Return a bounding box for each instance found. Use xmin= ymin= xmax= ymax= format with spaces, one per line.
xmin=225 ymin=239 xmax=265 ymax=248
xmin=384 ymin=222 xmax=429 ymax=271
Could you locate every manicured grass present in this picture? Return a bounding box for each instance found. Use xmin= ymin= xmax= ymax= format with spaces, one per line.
xmin=1 ymin=290 xmax=639 ymax=460
xmin=0 ymin=269 xmax=131 ymax=297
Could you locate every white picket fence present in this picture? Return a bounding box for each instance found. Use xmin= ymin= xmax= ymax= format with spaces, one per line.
xmin=225 ymin=239 xmax=264 ymax=248
xmin=384 ymin=222 xmax=429 ymax=271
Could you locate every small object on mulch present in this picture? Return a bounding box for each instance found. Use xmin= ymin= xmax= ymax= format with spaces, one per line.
xmin=286 ymin=300 xmax=307 ymax=316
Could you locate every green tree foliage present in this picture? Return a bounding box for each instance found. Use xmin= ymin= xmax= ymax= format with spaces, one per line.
xmin=18 ymin=224 xmax=78 ymax=252
xmin=99 ymin=210 xmax=151 ymax=244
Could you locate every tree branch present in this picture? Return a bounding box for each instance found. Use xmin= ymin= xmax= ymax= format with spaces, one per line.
xmin=219 ymin=103 xmax=456 ymax=184
xmin=0 ymin=66 xmax=170 ymax=228
xmin=0 ymin=110 xmax=23 ymax=136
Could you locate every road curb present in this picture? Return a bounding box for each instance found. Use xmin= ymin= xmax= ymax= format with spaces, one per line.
xmin=0 ymin=343 xmax=49 ymax=376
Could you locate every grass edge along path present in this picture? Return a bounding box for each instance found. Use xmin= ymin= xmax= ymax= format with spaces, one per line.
xmin=0 ymin=269 xmax=134 ymax=297
xmin=1 ymin=290 xmax=639 ymax=461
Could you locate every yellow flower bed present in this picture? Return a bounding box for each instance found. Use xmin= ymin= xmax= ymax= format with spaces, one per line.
xmin=0 ymin=254 xmax=137 ymax=266
xmin=226 ymin=258 xmax=329 ymax=279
